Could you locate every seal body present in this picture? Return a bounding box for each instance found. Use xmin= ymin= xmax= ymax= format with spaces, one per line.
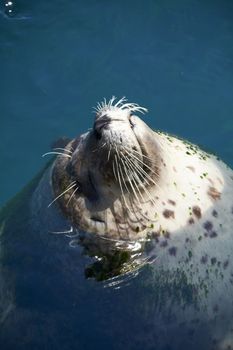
xmin=1 ymin=98 xmax=233 ymax=350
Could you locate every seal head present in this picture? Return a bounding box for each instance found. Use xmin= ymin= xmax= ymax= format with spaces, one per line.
xmin=52 ymin=97 xmax=163 ymax=239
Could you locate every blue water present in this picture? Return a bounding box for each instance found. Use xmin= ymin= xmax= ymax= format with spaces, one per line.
xmin=1 ymin=0 xmax=233 ymax=206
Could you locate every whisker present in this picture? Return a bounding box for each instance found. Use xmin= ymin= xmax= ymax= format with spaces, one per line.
xmin=53 ymin=147 xmax=73 ymax=154
xmin=48 ymin=181 xmax=76 ymax=207
xmin=121 ymin=157 xmax=141 ymax=204
xmin=66 ymin=186 xmax=79 ymax=206
xmin=42 ymin=151 xmax=71 ymax=158
xmin=49 ymin=226 xmax=73 ymax=235
xmin=112 ymin=157 xmax=117 ymax=181
xmin=107 ymin=144 xmax=112 ymax=162
xmin=126 ymin=152 xmax=158 ymax=186
xmin=124 ymin=145 xmax=155 ymax=163
xmin=92 ymin=142 xmax=107 ymax=153
xmin=124 ymin=148 xmax=159 ymax=178
xmin=123 ymin=156 xmax=146 ymax=203
xmin=119 ymin=158 xmax=130 ymax=194
xmin=126 ymin=154 xmax=162 ymax=197
xmin=125 ymin=156 xmax=157 ymax=206
xmin=115 ymin=155 xmax=128 ymax=210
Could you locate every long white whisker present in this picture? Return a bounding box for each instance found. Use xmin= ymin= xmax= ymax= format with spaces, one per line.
xmin=124 ymin=148 xmax=159 ymax=180
xmin=92 ymin=142 xmax=107 ymax=153
xmin=48 ymin=182 xmax=76 ymax=208
xmin=42 ymin=152 xmax=71 ymax=158
xmin=125 ymin=156 xmax=157 ymax=206
xmin=119 ymin=157 xmax=130 ymax=194
xmin=114 ymin=96 xmax=127 ymax=107
xmin=112 ymin=157 xmax=117 ymax=181
xmin=130 ymin=159 xmax=164 ymax=194
xmin=124 ymin=145 xmax=155 ymax=163
xmin=66 ymin=186 xmax=79 ymax=206
xmin=49 ymin=227 xmax=73 ymax=235
xmin=115 ymin=155 xmax=128 ymax=209
xmin=94 ymin=97 xmax=147 ymax=117
xmin=53 ymin=148 xmax=73 ymax=154
xmin=121 ymin=157 xmax=141 ymax=204
xmin=123 ymin=157 xmax=146 ymax=203
xmin=125 ymin=152 xmax=157 ymax=187
xmin=118 ymin=162 xmax=134 ymax=213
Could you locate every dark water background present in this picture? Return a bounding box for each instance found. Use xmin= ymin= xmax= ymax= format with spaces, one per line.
xmin=1 ymin=0 xmax=233 ymax=206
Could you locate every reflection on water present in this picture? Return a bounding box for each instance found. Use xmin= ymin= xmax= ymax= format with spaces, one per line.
xmin=52 ymin=227 xmax=157 ymax=286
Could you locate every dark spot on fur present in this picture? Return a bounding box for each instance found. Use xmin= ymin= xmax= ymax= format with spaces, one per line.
xmin=207 ymin=178 xmax=214 ymax=186
xmin=211 ymin=257 xmax=217 ymax=265
xmin=212 ymin=209 xmax=218 ymax=217
xmin=151 ymin=231 xmax=160 ymax=242
xmin=185 ymin=238 xmax=190 ymax=243
xmin=160 ymin=240 xmax=168 ymax=248
xmin=168 ymin=246 xmax=177 ymax=256
xmin=188 ymin=218 xmax=195 ymax=225
xmin=209 ymin=231 xmax=217 ymax=238
xmin=223 ymin=260 xmax=229 ymax=269
xmin=163 ymin=209 xmax=175 ymax=219
xmin=163 ymin=231 xmax=171 ymax=239
xmin=203 ymin=221 xmax=213 ymax=231
xmin=192 ymin=206 xmax=202 ymax=219
xmin=208 ymin=186 xmax=221 ymax=201
xmin=168 ymin=199 xmax=176 ymax=206
xmin=201 ymin=255 xmax=208 ymax=264
xmin=186 ymin=166 xmax=195 ymax=173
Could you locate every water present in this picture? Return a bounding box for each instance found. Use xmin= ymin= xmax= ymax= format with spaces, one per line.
xmin=1 ymin=1 xmax=233 ymax=349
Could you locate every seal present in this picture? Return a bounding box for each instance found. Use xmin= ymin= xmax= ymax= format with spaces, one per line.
xmin=1 ymin=97 xmax=233 ymax=350
xmin=51 ymin=97 xmax=233 ymax=243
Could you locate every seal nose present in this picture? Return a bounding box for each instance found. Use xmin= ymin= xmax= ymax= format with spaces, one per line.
xmin=94 ymin=115 xmax=111 ymax=136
